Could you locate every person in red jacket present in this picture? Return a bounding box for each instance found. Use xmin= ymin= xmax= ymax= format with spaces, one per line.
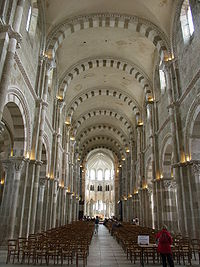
xmin=156 ymin=225 xmax=174 ymax=267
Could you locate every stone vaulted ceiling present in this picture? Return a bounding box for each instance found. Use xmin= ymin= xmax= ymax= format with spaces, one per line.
xmin=45 ymin=0 xmax=175 ymax=162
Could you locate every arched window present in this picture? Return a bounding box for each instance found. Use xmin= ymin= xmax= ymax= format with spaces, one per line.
xmin=105 ymin=169 xmax=110 ymax=180
xmin=26 ymin=1 xmax=38 ymax=37
xmin=90 ymin=169 xmax=95 ymax=180
xmin=48 ymin=68 xmax=54 ymax=92
xmin=159 ymin=69 xmax=166 ymax=93
xmin=106 ymin=185 xmax=110 ymax=191
xmin=180 ymin=0 xmax=194 ymax=43
xmin=97 ymin=185 xmax=102 ymax=191
xmin=90 ymin=185 xmax=94 ymax=191
xmin=26 ymin=6 xmax=32 ymax=31
xmin=97 ymin=169 xmax=103 ymax=181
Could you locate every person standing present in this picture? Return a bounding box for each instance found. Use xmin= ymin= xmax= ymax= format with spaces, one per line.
xmin=156 ymin=225 xmax=174 ymax=267
xmin=135 ymin=216 xmax=139 ymax=225
xmin=94 ymin=216 xmax=99 ymax=234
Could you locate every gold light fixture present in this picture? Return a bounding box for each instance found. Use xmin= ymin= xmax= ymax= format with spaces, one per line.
xmin=56 ymin=95 xmax=63 ymax=100
xmin=137 ymin=121 xmax=143 ymax=126
xmin=142 ymin=183 xmax=148 ymax=189
xmin=134 ymin=188 xmax=138 ymax=194
xmin=148 ymin=96 xmax=154 ymax=102
xmin=65 ymin=116 xmax=71 ymax=125
xmin=70 ymin=135 xmax=75 ymax=141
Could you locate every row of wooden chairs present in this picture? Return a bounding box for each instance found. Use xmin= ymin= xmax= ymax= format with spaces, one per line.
xmin=6 ymin=221 xmax=94 ymax=266
xmin=105 ymin=221 xmax=200 ymax=265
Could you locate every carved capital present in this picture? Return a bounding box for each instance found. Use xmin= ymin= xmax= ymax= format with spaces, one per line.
xmin=9 ymin=156 xmax=25 ymax=172
xmin=35 ymin=160 xmax=43 ymax=166
xmin=163 ymin=180 xmax=171 ymax=189
xmin=45 ymin=58 xmax=56 ymax=73
xmin=0 ymin=25 xmax=22 ymax=47
xmin=57 ymin=98 xmax=65 ymax=110
xmin=42 ymin=100 xmax=48 ymax=108
xmin=191 ymin=161 xmax=200 ymax=175
xmin=162 ymin=178 xmax=176 ymax=190
xmin=39 ymin=177 xmax=47 ymax=186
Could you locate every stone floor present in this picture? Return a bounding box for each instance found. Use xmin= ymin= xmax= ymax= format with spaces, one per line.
xmin=0 ymin=225 xmax=199 ymax=266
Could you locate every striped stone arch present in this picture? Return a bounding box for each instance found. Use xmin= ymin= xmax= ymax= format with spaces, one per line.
xmin=78 ymin=135 xmax=124 ymax=154
xmin=46 ymin=13 xmax=170 ymax=58
xmin=5 ymin=87 xmax=32 ymax=156
xmin=81 ymin=144 xmax=122 ymax=161
xmin=59 ymin=57 xmax=152 ymax=98
xmin=76 ymin=123 xmax=130 ymax=148
xmin=73 ymin=108 xmax=134 ymax=135
xmin=66 ymin=86 xmax=141 ymax=118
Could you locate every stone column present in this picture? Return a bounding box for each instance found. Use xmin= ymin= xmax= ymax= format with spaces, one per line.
xmin=61 ymin=187 xmax=66 ymax=225
xmin=0 ymin=0 xmax=24 ymax=120
xmin=64 ymin=125 xmax=71 ymax=223
xmin=152 ymin=180 xmax=158 ymax=229
xmin=35 ymin=177 xmax=46 ymax=232
xmin=66 ymin=191 xmax=72 ymax=223
xmin=18 ymin=158 xmax=30 ymax=237
xmin=45 ymin=178 xmax=54 ymax=230
xmin=164 ymin=61 xmax=187 ymax=235
xmin=189 ymin=161 xmax=200 ymax=238
xmin=140 ymin=187 xmax=150 ymax=227
xmin=41 ymin=177 xmax=49 ymax=231
xmin=153 ymin=179 xmax=164 ymax=229
xmin=0 ymin=156 xmax=25 ymax=243
xmin=162 ymin=179 xmax=178 ymax=232
xmin=173 ymin=161 xmax=200 ymax=238
xmin=51 ymin=179 xmax=58 ymax=228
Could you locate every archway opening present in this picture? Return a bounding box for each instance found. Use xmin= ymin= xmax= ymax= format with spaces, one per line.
xmin=84 ymin=149 xmax=117 ymax=220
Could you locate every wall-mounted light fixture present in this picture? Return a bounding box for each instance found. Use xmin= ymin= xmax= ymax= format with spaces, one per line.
xmin=65 ymin=116 xmax=71 ymax=126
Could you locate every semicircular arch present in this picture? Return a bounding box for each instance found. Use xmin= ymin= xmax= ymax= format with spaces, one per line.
xmin=73 ymin=108 xmax=134 ymax=136
xmin=66 ymin=86 xmax=141 ymax=118
xmin=59 ymin=57 xmax=152 ymax=98
xmin=46 ymin=13 xmax=170 ymax=58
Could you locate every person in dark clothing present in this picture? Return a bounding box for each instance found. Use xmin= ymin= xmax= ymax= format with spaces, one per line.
xmin=94 ymin=216 xmax=99 ymax=234
xmin=156 ymin=225 xmax=174 ymax=267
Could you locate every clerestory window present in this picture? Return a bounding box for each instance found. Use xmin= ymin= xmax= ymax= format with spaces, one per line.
xmin=180 ymin=0 xmax=194 ymax=43
xmin=159 ymin=69 xmax=166 ymax=93
xmin=26 ymin=1 xmax=38 ymax=38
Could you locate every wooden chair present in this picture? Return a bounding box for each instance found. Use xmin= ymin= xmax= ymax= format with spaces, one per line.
xmin=6 ymin=239 xmax=18 ymax=264
xmin=61 ymin=243 xmax=74 ymax=265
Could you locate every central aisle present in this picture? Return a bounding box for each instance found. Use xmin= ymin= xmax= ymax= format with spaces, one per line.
xmin=87 ymin=225 xmax=133 ymax=267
